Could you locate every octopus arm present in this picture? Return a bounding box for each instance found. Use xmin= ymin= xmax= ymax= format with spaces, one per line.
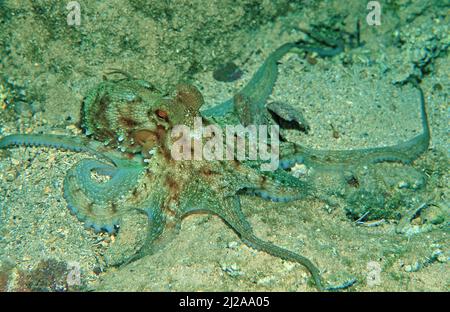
xmin=63 ymin=158 xmax=145 ymax=233
xmin=0 ymin=133 xmax=120 ymax=164
xmin=181 ymin=190 xmax=354 ymax=291
xmin=280 ymin=84 xmax=430 ymax=169
xmin=200 ymin=43 xmax=298 ymax=123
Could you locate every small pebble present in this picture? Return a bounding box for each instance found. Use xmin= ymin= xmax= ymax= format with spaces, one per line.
xmin=404 ymin=262 xmax=420 ymax=272
xmin=291 ymin=163 xmax=307 ymax=178
xmin=397 ymin=181 xmax=409 ymax=189
xmin=14 ymin=101 xmax=33 ymax=117
xmin=213 ymin=62 xmax=243 ymax=82
xmin=30 ymin=101 xmax=43 ymax=114
xmin=412 ymin=178 xmax=425 ymax=190
xmin=283 ymin=262 xmax=295 ymax=271
xmin=257 ymin=275 xmax=276 ymax=286
xmin=221 ymin=262 xmax=242 ymax=277
xmin=227 ymin=241 xmax=239 ymax=249
xmin=437 ymin=254 xmax=447 ymax=263
xmin=5 ymin=171 xmax=16 ymax=182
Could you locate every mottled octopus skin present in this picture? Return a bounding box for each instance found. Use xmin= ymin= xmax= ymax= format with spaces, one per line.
xmin=0 ymin=41 xmax=430 ymax=291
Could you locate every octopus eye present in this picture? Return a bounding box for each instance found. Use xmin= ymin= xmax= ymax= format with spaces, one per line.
xmin=155 ymin=109 xmax=169 ymax=120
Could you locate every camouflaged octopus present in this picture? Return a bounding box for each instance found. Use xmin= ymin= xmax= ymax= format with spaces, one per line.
xmin=0 ymin=40 xmax=430 ymax=291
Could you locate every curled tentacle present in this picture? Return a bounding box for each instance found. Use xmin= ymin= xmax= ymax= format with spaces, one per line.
xmin=63 ymin=158 xmax=145 ymax=233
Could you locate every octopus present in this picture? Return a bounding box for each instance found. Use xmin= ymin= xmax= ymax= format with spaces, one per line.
xmin=0 ymin=33 xmax=430 ymax=291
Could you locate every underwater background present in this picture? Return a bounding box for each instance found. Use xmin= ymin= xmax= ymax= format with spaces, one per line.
xmin=0 ymin=0 xmax=448 ymax=291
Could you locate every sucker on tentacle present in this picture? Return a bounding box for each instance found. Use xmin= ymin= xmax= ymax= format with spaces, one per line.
xmin=63 ymin=158 xmax=146 ymax=234
xmin=0 ymin=133 xmax=118 ymax=164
